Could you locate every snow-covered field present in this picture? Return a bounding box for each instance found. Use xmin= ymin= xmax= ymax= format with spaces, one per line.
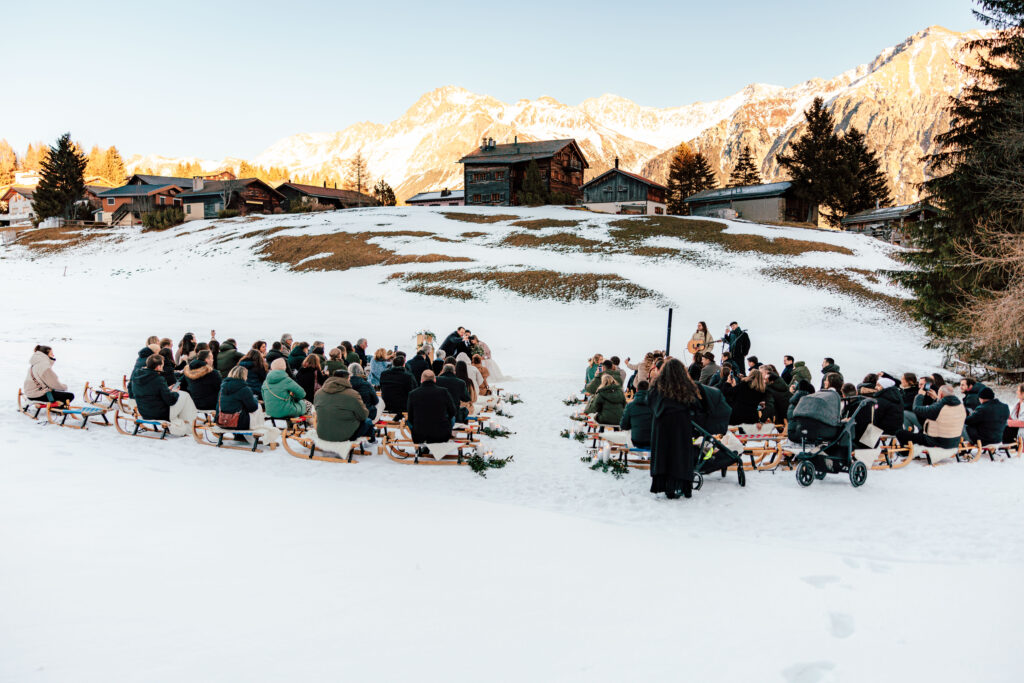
xmin=2 ymin=207 xmax=1021 ymax=683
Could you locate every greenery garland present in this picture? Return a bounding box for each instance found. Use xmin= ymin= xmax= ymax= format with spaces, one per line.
xmin=480 ymin=425 xmax=512 ymax=438
xmin=562 ymin=396 xmax=586 ymax=406
xmin=504 ymin=394 xmax=523 ymax=405
xmin=466 ymin=453 xmax=514 ymax=478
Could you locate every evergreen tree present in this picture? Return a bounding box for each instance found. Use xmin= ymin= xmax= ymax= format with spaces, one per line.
xmin=21 ymin=142 xmax=48 ymax=172
xmin=692 ymin=152 xmax=718 ymax=193
xmin=775 ymin=97 xmax=844 ymax=223
xmin=666 ymin=144 xmax=717 ymax=214
xmin=0 ymin=139 xmax=16 ymax=184
xmin=519 ymin=160 xmax=548 ymax=206
xmin=728 ymin=145 xmax=762 ymax=186
xmin=896 ymin=0 xmax=1024 ymax=360
xmin=33 ymin=133 xmax=87 ymax=221
xmin=102 ymin=146 xmax=126 ymax=183
xmin=373 ymin=179 xmax=397 ymax=206
xmin=835 ymin=127 xmax=891 ymax=218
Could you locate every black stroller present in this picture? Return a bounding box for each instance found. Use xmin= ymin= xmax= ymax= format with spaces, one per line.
xmin=690 ymin=384 xmax=745 ymax=489
xmin=789 ymin=397 xmax=876 ymax=488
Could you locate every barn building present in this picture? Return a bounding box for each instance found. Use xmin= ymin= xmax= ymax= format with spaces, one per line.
xmin=276 ymin=182 xmax=377 ymax=210
xmin=406 ymin=188 xmax=465 ymax=206
xmin=582 ymin=160 xmax=666 ymax=215
xmin=840 ymin=202 xmax=940 ymax=244
xmin=457 ymin=138 xmax=588 ymax=207
xmin=683 ymin=181 xmax=817 ymax=224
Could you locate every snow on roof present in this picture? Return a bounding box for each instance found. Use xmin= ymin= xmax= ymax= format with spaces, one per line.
xmin=840 ymin=202 xmax=939 ymax=224
xmin=407 ymin=190 xmax=465 ymax=202
xmin=458 ymin=139 xmax=588 ymax=167
xmin=278 ymin=182 xmax=376 ymax=204
xmin=683 ymin=181 xmax=793 ymax=203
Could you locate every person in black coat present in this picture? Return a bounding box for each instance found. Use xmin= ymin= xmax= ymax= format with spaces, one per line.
xmin=128 ymin=343 xmax=158 ymax=398
xmin=730 ymin=372 xmax=767 ymax=425
xmin=238 ymin=351 xmax=268 ymax=400
xmin=181 ymin=351 xmax=221 ymax=410
xmin=133 ymin=356 xmax=179 ymax=421
xmin=965 ymin=389 xmax=1011 ymax=445
xmin=406 ymin=350 xmax=430 ymax=387
xmin=406 ymin=370 xmax=456 ymax=444
xmin=436 ymin=363 xmax=470 ymax=423
xmin=869 ymin=379 xmax=905 ymax=436
xmin=380 ymin=355 xmax=417 ymax=415
xmin=648 ymin=359 xmax=700 ymax=499
xmin=266 ymin=342 xmax=286 ymax=367
xmin=216 ymin=370 xmax=260 ymax=430
xmin=348 ymin=364 xmax=380 ymax=420
xmin=780 ymin=356 xmax=795 ymax=385
xmin=439 ymin=327 xmax=467 ymax=358
xmin=158 ymin=345 xmax=178 ymax=387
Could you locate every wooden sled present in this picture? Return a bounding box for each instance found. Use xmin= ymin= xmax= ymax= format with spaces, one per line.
xmin=17 ymin=389 xmax=60 ymax=420
xmin=83 ymin=381 xmax=134 ymax=412
xmin=114 ymin=409 xmax=174 ymax=440
xmin=192 ymin=415 xmax=278 ymax=453
xmin=384 ymin=440 xmax=474 ymax=465
xmin=17 ymin=389 xmax=111 ymax=428
xmin=281 ymin=427 xmax=370 ymax=463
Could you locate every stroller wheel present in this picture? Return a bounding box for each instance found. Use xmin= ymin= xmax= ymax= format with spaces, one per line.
xmin=796 ymin=461 xmax=815 ymax=487
xmin=693 ymin=472 xmax=703 ymax=491
xmin=737 ymin=466 xmax=746 ymax=487
xmin=849 ymin=460 xmax=868 ymax=488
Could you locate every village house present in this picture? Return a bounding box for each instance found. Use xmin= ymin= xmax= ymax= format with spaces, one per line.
xmin=125 ymin=173 xmax=195 ymax=188
xmin=458 ymin=137 xmax=588 ymax=207
xmin=96 ymin=184 xmax=184 ymax=226
xmin=0 ymin=187 xmax=35 ymax=226
xmin=405 ymin=188 xmax=465 ymax=206
xmin=179 ymin=177 xmax=284 ymax=220
xmin=275 ymin=182 xmax=378 ymax=210
xmin=582 ymin=160 xmax=666 ymax=215
xmin=840 ymin=201 xmax=940 ymax=244
xmin=683 ymin=181 xmax=818 ymax=224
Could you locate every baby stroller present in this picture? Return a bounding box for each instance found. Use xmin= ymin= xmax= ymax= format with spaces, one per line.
xmin=690 ymin=383 xmax=745 ymax=488
xmin=789 ymin=394 xmax=876 ymax=488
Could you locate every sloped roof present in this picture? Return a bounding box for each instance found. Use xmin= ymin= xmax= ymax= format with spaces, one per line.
xmin=178 ymin=178 xmax=285 ymax=199
xmin=458 ymin=138 xmax=589 ymax=167
xmin=840 ymin=201 xmax=940 ymax=225
xmin=278 ymin=182 xmax=376 ymax=204
xmin=407 ymin=189 xmax=465 ymax=202
xmin=683 ymin=181 xmax=792 ymax=204
xmin=2 ymin=186 xmax=34 ymax=200
xmin=582 ymin=167 xmax=667 ymax=191
xmin=98 ymin=184 xmax=181 ymax=197
xmin=128 ymin=174 xmax=194 ymax=186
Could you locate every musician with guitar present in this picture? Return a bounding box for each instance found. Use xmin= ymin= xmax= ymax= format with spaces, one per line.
xmin=686 ymin=321 xmax=715 ymax=357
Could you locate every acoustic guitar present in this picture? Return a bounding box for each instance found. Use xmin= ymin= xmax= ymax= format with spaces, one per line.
xmin=687 ymin=338 xmax=709 ymax=355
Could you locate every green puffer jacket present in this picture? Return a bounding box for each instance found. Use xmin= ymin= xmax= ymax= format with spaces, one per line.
xmin=620 ymin=389 xmax=653 ymax=445
xmin=585 ymin=370 xmax=622 ymax=395
xmin=313 ymin=376 xmax=369 ymax=442
xmin=215 ymin=341 xmax=243 ymax=375
xmin=587 ymin=382 xmax=627 ymax=425
xmin=262 ymin=369 xmax=307 ymax=418
xmin=788 ymin=361 xmax=812 ymax=388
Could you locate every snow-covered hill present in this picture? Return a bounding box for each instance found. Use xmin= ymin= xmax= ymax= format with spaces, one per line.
xmin=126 ymin=26 xmax=986 ymax=206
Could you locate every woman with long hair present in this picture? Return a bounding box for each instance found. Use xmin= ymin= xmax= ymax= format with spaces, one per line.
xmin=369 ymin=348 xmax=390 ymax=389
xmin=175 ymin=333 xmax=197 ymax=368
xmin=731 ymin=367 xmax=768 ymax=425
xmin=690 ymin=321 xmax=715 ymax=356
xmin=472 ymin=354 xmax=490 ymax=395
xmin=455 ymin=360 xmax=478 ymax=406
xmin=295 ymin=353 xmax=327 ymax=399
xmin=585 ymin=354 xmax=604 ymax=390
xmin=649 ymin=358 xmax=700 ymax=499
xmin=238 ymin=348 xmax=268 ymax=400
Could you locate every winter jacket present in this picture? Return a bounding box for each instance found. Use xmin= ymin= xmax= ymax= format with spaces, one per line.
xmin=842 ymin=395 xmax=875 ymax=444
xmin=369 ymin=359 xmax=390 ymax=387
xmin=699 ymin=362 xmax=720 ymax=385
xmin=349 ymin=375 xmax=379 ymax=420
xmin=763 ymin=376 xmax=790 ymax=424
xmin=24 ymin=350 xmax=68 ymax=400
xmin=262 ymin=369 xmax=307 ymax=418
xmin=900 ymin=386 xmax=918 ymax=411
xmin=819 ymin=363 xmax=843 ymax=389
xmin=625 ymin=359 xmax=652 ymax=386
xmin=406 ymin=355 xmax=430 ymax=385
xmin=731 ymin=381 xmax=767 ymax=425
xmin=345 ymin=351 xmax=361 ymax=366
xmin=128 ymin=346 xmax=156 ymax=398
xmin=962 ymin=383 xmax=988 ymax=412
xmin=965 ymin=398 xmax=1010 ymax=446
xmin=436 ymin=373 xmax=470 ymax=412
xmin=788 ymin=390 xmax=810 ymax=423
xmin=649 ymin=389 xmax=696 ymax=496
xmin=913 ymin=394 xmax=966 ymax=447
xmin=406 ymin=380 xmax=456 ymax=444
xmin=726 ymin=327 xmax=750 ymax=359
xmin=380 ymin=366 xmax=417 ymax=414
xmin=158 ymin=348 xmax=177 ymax=387
xmin=788 ymin=361 xmax=812 ymax=388
xmin=295 ymin=366 xmax=327 ymax=401
xmin=182 ymin=360 xmax=221 ymax=410
xmin=216 ymin=377 xmax=259 ymax=430
xmin=586 ymin=382 xmax=627 ymax=425
xmin=781 ymin=364 xmax=794 ymax=385
xmin=440 ymin=331 xmax=467 ymax=358
xmin=585 ymin=370 xmax=622 ymax=395
xmin=215 ymin=342 xmax=243 ymax=375
xmin=239 ymin=359 xmax=266 ymax=398
xmin=871 ymin=385 xmax=905 ymax=435
xmin=620 ymin=390 xmax=653 ymax=447
xmin=133 ymin=368 xmax=178 ymax=421
xmin=286 ymin=347 xmax=307 ymax=373
xmin=265 ymin=349 xmax=286 ymax=367
xmin=694 ymin=384 xmax=732 ymax=436
xmin=324 ymin=359 xmax=347 ymax=375
xmin=584 ymin=363 xmax=600 ymax=390
xmin=314 ymin=376 xmax=369 ymax=442
xmin=687 ymin=361 xmax=702 ymax=383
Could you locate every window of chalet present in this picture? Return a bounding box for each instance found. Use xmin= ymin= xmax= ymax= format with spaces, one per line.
xmin=107 ymin=198 xmax=114 ymax=206
xmin=495 ymin=171 xmax=505 ymax=181
xmin=473 ymin=194 xmax=483 ymax=203
xmin=490 ymin=193 xmax=500 ymax=203
xmin=655 ymin=207 xmax=664 ymax=215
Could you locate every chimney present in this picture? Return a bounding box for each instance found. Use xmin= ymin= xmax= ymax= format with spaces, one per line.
xmin=192 ymin=176 xmax=204 ymax=192
xmin=323 ymin=181 xmax=327 ymax=188
xmin=514 ymin=136 xmax=517 ymax=144
xmin=614 ymin=157 xmax=619 ymax=169
xmin=875 ymin=199 xmax=880 ymax=209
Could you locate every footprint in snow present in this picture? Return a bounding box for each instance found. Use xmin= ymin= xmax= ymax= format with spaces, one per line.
xmin=782 ymin=660 xmax=837 ymax=683
xmin=801 ymin=575 xmax=839 ymax=589
xmin=828 ymin=612 xmax=855 ymax=639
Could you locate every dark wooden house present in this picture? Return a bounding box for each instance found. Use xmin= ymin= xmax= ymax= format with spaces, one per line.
xmin=582 ymin=160 xmax=667 ymax=215
xmin=276 ymin=182 xmax=378 ymax=210
xmin=839 ymin=201 xmax=940 ymax=245
xmin=457 ymin=137 xmax=588 ymax=206
xmin=178 ymin=178 xmax=284 ymax=221
xmin=683 ymin=181 xmax=818 ymax=224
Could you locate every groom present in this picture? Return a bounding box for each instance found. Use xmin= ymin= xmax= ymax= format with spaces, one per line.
xmin=440 ymin=327 xmax=471 ymax=358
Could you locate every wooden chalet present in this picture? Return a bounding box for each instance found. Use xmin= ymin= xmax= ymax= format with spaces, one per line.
xmin=276 ymin=182 xmax=378 ymax=210
xmin=683 ymin=181 xmax=818 ymax=224
xmin=457 ymin=137 xmax=588 ymax=206
xmin=840 ymin=201 xmax=940 ymax=245
xmin=96 ymin=184 xmax=184 ymax=226
xmin=406 ymin=188 xmax=465 ymax=206
xmin=582 ymin=159 xmax=667 ymax=215
xmin=178 ymin=178 xmax=284 ymax=220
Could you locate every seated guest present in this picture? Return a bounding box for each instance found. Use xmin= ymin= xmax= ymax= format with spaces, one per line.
xmin=215 ymin=338 xmax=243 ymax=376
xmin=314 ymin=369 xmax=374 ymax=442
xmin=287 ymin=342 xmax=309 ymax=374
xmin=406 ymin=370 xmax=456 ymax=444
xmin=238 ymin=349 xmax=268 ymax=400
xmin=699 ymin=352 xmax=720 ymax=385
xmin=369 ymin=348 xmax=391 ymax=388
xmin=746 ymin=356 xmax=761 ymax=374
xmin=841 ymin=383 xmax=872 ymax=443
xmin=1007 ymin=383 xmax=1024 ymax=443
xmin=24 ymin=344 xmax=74 ymax=404
xmin=788 ymin=380 xmax=816 ymax=423
xmin=620 ymin=380 xmax=653 ymax=448
xmin=455 ymin=360 xmax=479 ymax=409
xmin=295 ymin=353 xmax=328 ymax=400
xmin=610 ymin=356 xmax=628 ymax=385
xmin=780 ymin=356 xmax=795 ymax=385
xmin=262 ymin=358 xmax=312 ymax=418
xmin=585 ymin=354 xmax=605 ymax=390
xmin=964 ymin=388 xmax=1010 ymax=445
xmin=129 ymin=340 xmax=159 ymax=398
xmin=310 ymin=342 xmax=327 ymax=366
xmin=347 ymin=363 xmax=379 ymax=420
xmin=585 ymin=360 xmax=619 ymax=395
xmin=585 ymin=373 xmax=627 ymax=425
xmin=216 ymin=366 xmax=259 ymax=430
xmin=456 ymin=352 xmax=484 ymax=395
xmin=960 ymin=377 xmax=988 ymax=412
xmin=182 ymin=350 xmax=221 ymax=410
xmin=896 ymin=385 xmax=967 ymax=449
xmin=134 ymin=354 xmax=197 ymax=436
xmin=761 ymin=365 xmax=790 ymax=425
xmin=406 ymin=349 xmax=430 ymax=385
xmin=324 ymin=347 xmax=347 ymax=375
xmin=265 ymin=341 xmax=286 ymax=366
xmin=472 ymin=354 xmax=490 ymax=395
xmin=436 ymin=361 xmax=470 ymax=423
xmin=687 ymin=354 xmax=702 ymax=383
xmin=158 ymin=338 xmax=178 ymax=387
xmin=380 ymin=354 xmax=417 ymax=415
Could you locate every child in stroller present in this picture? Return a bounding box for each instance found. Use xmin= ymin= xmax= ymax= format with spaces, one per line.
xmin=788 ymin=390 xmax=876 ymax=487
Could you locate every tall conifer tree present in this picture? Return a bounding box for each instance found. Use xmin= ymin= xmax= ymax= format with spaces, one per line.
xmin=33 ymin=133 xmax=87 ymax=221
xmin=728 ymin=145 xmax=761 ymax=186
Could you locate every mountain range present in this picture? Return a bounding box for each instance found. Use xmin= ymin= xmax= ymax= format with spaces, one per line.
xmin=125 ymin=25 xmax=986 ymax=206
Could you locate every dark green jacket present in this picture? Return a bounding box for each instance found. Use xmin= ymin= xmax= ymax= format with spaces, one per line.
xmin=585 ymin=370 xmax=621 ymax=395
xmin=587 ymin=382 xmax=627 ymax=425
xmin=287 ymin=347 xmax=307 ymax=372
xmin=788 ymin=361 xmax=812 ymax=388
xmin=215 ymin=342 xmax=243 ymax=375
xmin=620 ymin=390 xmax=653 ymax=446
xmin=314 ymin=376 xmax=369 ymax=442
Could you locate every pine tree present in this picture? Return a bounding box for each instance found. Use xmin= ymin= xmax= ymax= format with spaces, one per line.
xmin=835 ymin=128 xmax=891 ymax=218
xmin=728 ymin=145 xmax=762 ymax=186
xmin=0 ymin=139 xmax=16 ymax=184
xmin=33 ymin=133 xmax=87 ymax=221
xmin=344 ymin=150 xmax=371 ymax=195
xmin=519 ymin=160 xmax=548 ymax=205
xmin=102 ymin=146 xmax=126 ymax=184
xmin=775 ymin=97 xmax=844 ymax=224
xmin=692 ymin=152 xmax=718 ymax=193
xmin=373 ymin=179 xmax=397 ymax=206
xmin=665 ymin=142 xmax=696 ymax=214
xmin=896 ymin=0 xmax=1024 ymax=360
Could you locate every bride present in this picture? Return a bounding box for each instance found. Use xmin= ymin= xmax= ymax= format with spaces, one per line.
xmin=469 ymin=333 xmax=504 ymax=381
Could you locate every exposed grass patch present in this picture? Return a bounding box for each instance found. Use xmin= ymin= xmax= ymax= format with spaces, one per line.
xmin=763 ymin=266 xmax=907 ymax=315
xmin=258 ymin=232 xmax=470 ymax=272
xmin=391 ymin=268 xmax=662 ymax=306
xmin=609 ymin=216 xmax=855 ymax=256
xmin=13 ymin=226 xmax=120 ymax=253
xmin=500 ymin=232 xmax=602 ymax=250
xmin=442 ymin=212 xmax=520 ymax=224
xmin=405 ymin=283 xmax=476 ymax=300
xmin=431 ymin=236 xmax=461 ymax=243
xmin=460 ymin=231 xmax=487 ymax=238
xmin=509 ymin=218 xmax=582 ymax=230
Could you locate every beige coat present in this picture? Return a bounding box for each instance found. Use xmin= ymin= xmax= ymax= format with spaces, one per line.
xmin=24 ymin=350 xmax=67 ymax=399
xmin=924 ymin=402 xmax=968 ymax=439
xmin=690 ymin=331 xmax=715 ymax=354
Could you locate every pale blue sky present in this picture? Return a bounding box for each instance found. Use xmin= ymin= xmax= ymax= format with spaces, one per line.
xmin=4 ymin=0 xmax=983 ymax=159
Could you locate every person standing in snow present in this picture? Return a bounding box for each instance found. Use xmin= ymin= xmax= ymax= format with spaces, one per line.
xmin=648 ymin=358 xmax=700 ymax=499
xmin=719 ymin=322 xmax=751 ymax=371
